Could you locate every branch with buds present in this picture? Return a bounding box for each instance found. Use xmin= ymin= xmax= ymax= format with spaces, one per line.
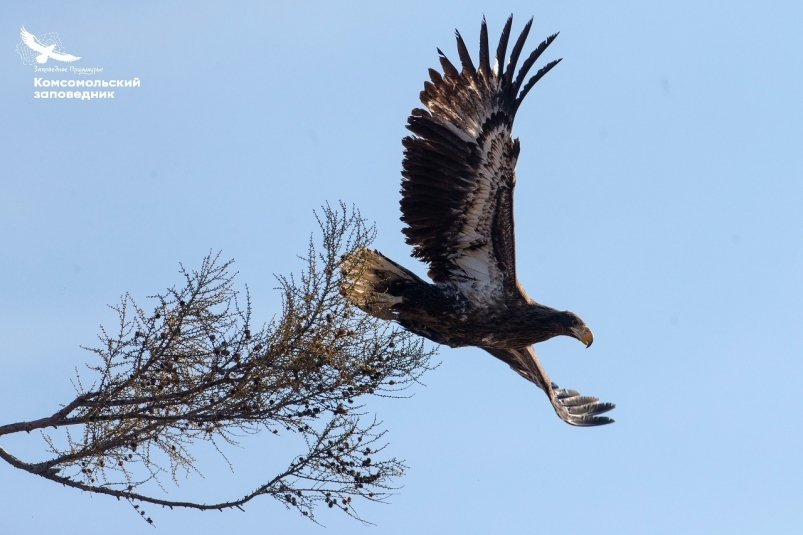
xmin=0 ymin=203 xmax=434 ymax=524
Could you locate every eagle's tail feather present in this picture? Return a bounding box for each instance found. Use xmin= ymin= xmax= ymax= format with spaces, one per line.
xmin=340 ymin=247 xmax=422 ymax=320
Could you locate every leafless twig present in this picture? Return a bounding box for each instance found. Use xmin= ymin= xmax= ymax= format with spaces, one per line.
xmin=0 ymin=203 xmax=435 ymax=524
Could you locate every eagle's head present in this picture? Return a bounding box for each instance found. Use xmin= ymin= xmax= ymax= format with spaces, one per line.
xmin=523 ymin=306 xmax=594 ymax=348
xmin=560 ymin=311 xmax=594 ymax=347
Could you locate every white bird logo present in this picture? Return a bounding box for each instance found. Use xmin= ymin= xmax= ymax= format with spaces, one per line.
xmin=19 ymin=26 xmax=80 ymax=64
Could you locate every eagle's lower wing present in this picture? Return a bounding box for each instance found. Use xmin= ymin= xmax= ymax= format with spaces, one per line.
xmin=400 ymin=16 xmax=560 ymax=303
xmin=49 ymin=51 xmax=80 ymax=62
xmin=484 ymin=346 xmax=615 ymax=426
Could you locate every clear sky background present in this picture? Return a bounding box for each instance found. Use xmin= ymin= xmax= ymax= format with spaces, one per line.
xmin=2 ymin=1 xmax=802 ymax=533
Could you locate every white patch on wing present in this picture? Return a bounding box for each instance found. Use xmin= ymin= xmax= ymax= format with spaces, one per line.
xmin=457 ymin=249 xmax=492 ymax=278
xmin=445 ymin=121 xmax=515 ymax=305
xmin=453 ymin=247 xmax=502 ymax=303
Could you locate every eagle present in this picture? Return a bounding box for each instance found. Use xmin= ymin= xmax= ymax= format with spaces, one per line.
xmin=19 ymin=27 xmax=81 ymax=64
xmin=341 ymin=16 xmax=615 ymax=426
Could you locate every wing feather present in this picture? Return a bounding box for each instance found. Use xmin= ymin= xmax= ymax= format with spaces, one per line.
xmin=478 ymin=17 xmax=491 ymax=79
xmin=513 ymin=34 xmax=559 ymax=107
xmin=494 ymin=15 xmax=514 ymax=76
xmin=484 ymin=346 xmax=616 ymax=427
xmin=513 ymin=32 xmax=559 ymax=93
xmin=454 ymin=31 xmax=478 ymax=84
xmin=400 ymin=16 xmax=560 ymax=303
xmin=503 ymin=17 xmax=533 ymax=86
xmin=437 ymin=48 xmax=460 ymax=80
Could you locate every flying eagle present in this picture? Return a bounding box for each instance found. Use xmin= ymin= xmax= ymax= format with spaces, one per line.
xmin=341 ymin=16 xmax=615 ymax=426
xmin=19 ymin=27 xmax=81 ymax=64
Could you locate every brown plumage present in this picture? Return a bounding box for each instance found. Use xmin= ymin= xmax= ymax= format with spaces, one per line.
xmin=341 ymin=16 xmax=615 ymax=426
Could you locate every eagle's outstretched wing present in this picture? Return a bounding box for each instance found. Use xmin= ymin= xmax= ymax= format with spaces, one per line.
xmin=20 ymin=27 xmax=48 ymax=54
xmin=400 ymin=16 xmax=560 ymax=304
xmin=48 ymin=50 xmax=81 ymax=62
xmin=484 ymin=346 xmax=615 ymax=426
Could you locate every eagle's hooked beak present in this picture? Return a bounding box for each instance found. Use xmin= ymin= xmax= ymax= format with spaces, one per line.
xmin=571 ymin=325 xmax=594 ymax=348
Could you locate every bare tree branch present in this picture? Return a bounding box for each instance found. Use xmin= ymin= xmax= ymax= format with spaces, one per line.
xmin=0 ymin=203 xmax=435 ymax=524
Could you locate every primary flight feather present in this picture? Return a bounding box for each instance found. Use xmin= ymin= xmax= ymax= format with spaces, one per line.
xmin=341 ymin=16 xmax=615 ymax=426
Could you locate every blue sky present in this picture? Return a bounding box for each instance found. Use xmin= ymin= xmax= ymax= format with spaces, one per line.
xmin=2 ymin=1 xmax=802 ymax=533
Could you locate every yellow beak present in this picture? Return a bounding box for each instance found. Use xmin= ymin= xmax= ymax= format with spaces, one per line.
xmin=573 ymin=325 xmax=594 ymax=348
